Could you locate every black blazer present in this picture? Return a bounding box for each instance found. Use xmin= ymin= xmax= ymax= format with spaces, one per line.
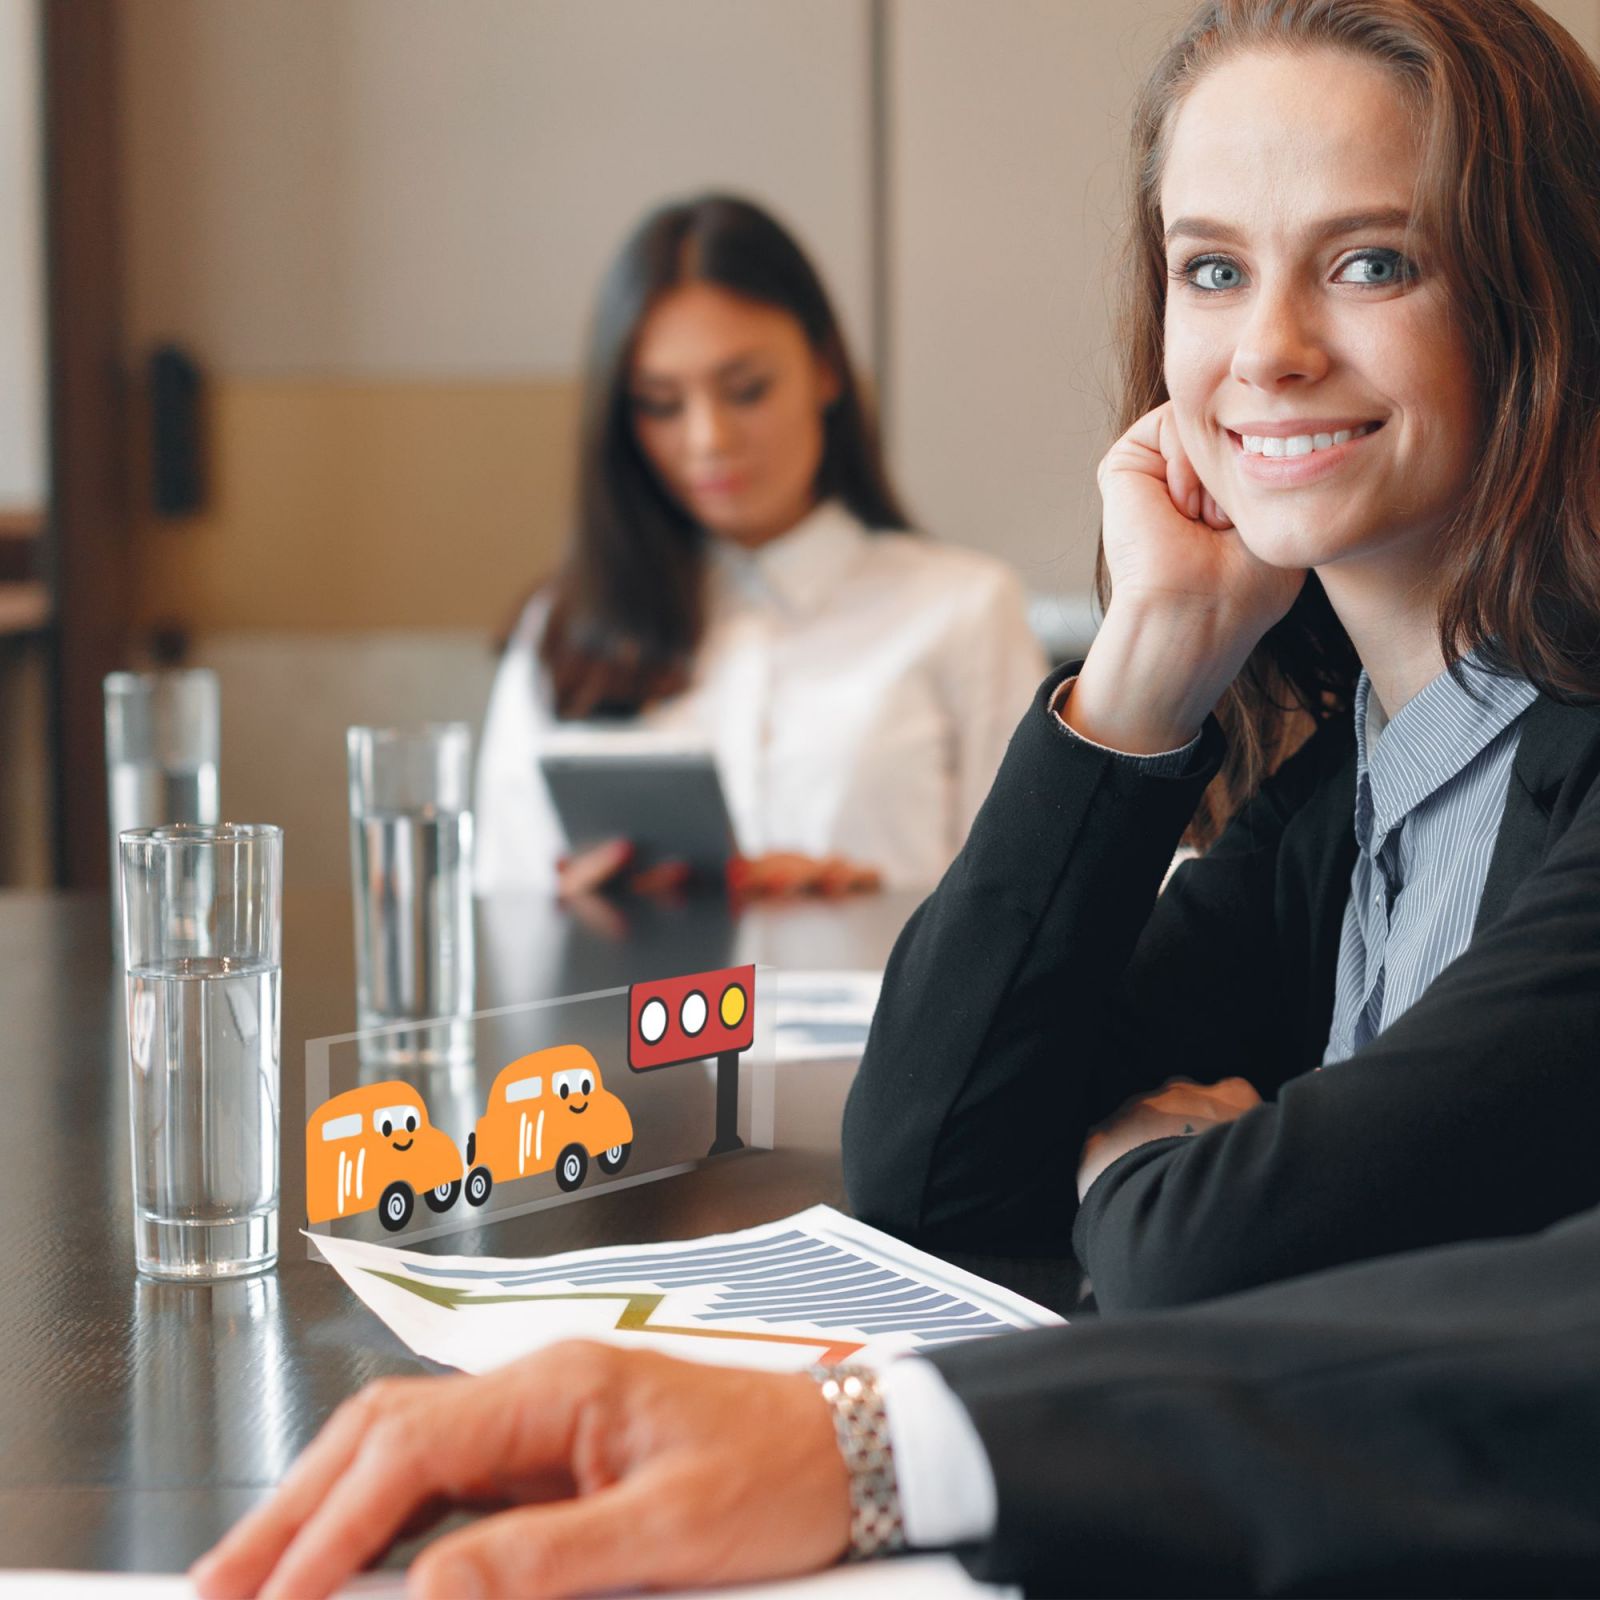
xmin=927 ymin=1202 xmax=1600 ymax=1595
xmin=843 ymin=664 xmax=1600 ymax=1308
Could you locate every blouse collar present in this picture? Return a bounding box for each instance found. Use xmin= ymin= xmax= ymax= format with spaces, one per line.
xmin=710 ymin=500 xmax=869 ymax=617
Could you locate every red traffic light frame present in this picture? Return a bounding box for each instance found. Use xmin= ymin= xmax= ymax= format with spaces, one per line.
xmin=627 ymin=964 xmax=755 ymax=1072
xmin=627 ymin=964 xmax=756 ymax=1157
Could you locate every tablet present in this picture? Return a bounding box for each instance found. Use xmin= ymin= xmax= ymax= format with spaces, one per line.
xmin=538 ymin=731 xmax=738 ymax=880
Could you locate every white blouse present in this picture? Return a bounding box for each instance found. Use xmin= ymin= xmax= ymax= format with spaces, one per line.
xmin=473 ymin=501 xmax=1048 ymax=893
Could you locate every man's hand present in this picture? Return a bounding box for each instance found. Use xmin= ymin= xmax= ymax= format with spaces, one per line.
xmin=190 ymin=1342 xmax=851 ymax=1600
xmin=1077 ymin=1077 xmax=1262 ymax=1201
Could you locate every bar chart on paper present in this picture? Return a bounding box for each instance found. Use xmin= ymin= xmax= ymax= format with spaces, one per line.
xmin=311 ymin=1205 xmax=1064 ymax=1373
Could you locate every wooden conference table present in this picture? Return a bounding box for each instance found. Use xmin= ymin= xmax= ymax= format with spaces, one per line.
xmin=0 ymin=886 xmax=1083 ymax=1574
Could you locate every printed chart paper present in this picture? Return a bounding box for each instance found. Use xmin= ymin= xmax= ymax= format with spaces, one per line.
xmin=773 ymin=970 xmax=883 ymax=1062
xmin=311 ymin=1203 xmax=1063 ymax=1374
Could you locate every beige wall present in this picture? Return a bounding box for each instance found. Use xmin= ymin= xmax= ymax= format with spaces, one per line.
xmin=1541 ymin=0 xmax=1600 ymax=55
xmin=120 ymin=0 xmax=874 ymax=377
xmin=129 ymin=377 xmax=578 ymax=631
xmin=887 ymin=0 xmax=1192 ymax=600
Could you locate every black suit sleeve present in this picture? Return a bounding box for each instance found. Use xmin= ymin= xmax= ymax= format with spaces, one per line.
xmin=842 ymin=666 xmax=1342 ymax=1256
xmin=1074 ymin=742 xmax=1600 ymax=1308
xmin=927 ymin=1208 xmax=1600 ymax=1597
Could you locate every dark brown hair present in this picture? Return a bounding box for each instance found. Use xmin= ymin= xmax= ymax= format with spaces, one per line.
xmin=536 ymin=194 xmax=909 ymax=719
xmin=1112 ymin=0 xmax=1600 ymax=843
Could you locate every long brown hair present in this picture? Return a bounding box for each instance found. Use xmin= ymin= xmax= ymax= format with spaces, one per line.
xmin=1113 ymin=0 xmax=1600 ymax=843
xmin=536 ymin=194 xmax=909 ymax=719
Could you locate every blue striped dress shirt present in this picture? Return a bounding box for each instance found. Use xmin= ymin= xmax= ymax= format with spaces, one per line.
xmin=1320 ymin=656 xmax=1538 ymax=1064
xmin=1052 ymin=659 xmax=1537 ymax=1064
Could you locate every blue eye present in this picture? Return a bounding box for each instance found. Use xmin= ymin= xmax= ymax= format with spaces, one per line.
xmin=1180 ymin=256 xmax=1246 ymax=292
xmin=1334 ymin=249 xmax=1412 ymax=286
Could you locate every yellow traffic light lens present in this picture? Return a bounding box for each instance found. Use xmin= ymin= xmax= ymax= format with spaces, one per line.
xmin=719 ymin=983 xmax=747 ymax=1029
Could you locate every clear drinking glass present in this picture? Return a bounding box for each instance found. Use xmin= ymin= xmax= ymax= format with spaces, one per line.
xmin=105 ymin=670 xmax=221 ymax=959
xmin=120 ymin=823 xmax=282 ymax=1279
xmin=346 ymin=724 xmax=475 ymax=1068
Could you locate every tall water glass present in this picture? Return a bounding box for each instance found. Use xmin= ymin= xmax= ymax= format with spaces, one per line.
xmin=105 ymin=670 xmax=221 ymax=959
xmin=121 ymin=823 xmax=282 ymax=1279
xmin=346 ymin=724 xmax=475 ymax=1068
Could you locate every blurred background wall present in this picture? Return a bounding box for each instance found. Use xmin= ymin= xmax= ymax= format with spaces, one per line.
xmin=5 ymin=0 xmax=1600 ymax=890
xmin=0 ymin=0 xmax=47 ymax=887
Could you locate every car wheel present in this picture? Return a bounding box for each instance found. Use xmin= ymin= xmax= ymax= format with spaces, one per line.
xmin=597 ymin=1142 xmax=631 ymax=1174
xmin=555 ymin=1144 xmax=588 ymax=1192
xmin=465 ymin=1166 xmax=493 ymax=1207
xmin=424 ymin=1178 xmax=461 ymax=1213
xmin=378 ymin=1181 xmax=414 ymax=1232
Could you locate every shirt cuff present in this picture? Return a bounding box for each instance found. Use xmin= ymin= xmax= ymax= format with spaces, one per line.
xmin=878 ymin=1356 xmax=998 ymax=1546
xmin=1049 ymin=676 xmax=1204 ymax=776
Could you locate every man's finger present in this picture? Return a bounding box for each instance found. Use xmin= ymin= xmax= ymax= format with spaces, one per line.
xmin=192 ymin=1380 xmax=423 ymax=1599
xmin=409 ymin=1476 xmax=688 ymax=1600
xmin=257 ymin=1421 xmax=458 ymax=1600
xmin=254 ymin=1358 xmax=599 ymax=1600
xmin=213 ymin=1350 xmax=603 ymax=1600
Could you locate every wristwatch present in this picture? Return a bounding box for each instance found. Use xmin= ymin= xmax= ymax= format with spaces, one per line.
xmin=809 ymin=1363 xmax=907 ymax=1560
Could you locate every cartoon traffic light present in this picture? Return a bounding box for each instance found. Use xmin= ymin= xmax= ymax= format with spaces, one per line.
xmin=628 ymin=964 xmax=755 ymax=1156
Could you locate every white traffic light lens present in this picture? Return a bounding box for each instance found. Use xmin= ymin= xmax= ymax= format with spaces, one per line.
xmin=681 ymin=990 xmax=708 ymax=1035
xmin=640 ymin=997 xmax=668 ymax=1044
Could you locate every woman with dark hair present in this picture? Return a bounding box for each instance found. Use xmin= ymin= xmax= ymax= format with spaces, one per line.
xmin=844 ymin=0 xmax=1600 ymax=1308
xmin=197 ymin=5 xmax=1600 ymax=1597
xmin=475 ymin=194 xmax=1045 ymax=898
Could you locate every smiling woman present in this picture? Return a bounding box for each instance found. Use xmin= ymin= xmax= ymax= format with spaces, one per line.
xmin=846 ymin=0 xmax=1600 ymax=1309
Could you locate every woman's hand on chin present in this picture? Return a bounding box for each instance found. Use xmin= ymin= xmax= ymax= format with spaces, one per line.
xmin=728 ymin=852 xmax=883 ymax=898
xmin=1066 ymin=402 xmax=1308 ymax=755
xmin=1098 ymin=400 xmax=1305 ymax=641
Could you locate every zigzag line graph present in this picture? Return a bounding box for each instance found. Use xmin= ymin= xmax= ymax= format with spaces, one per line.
xmin=365 ymin=1270 xmax=866 ymax=1363
xmin=391 ymin=1227 xmax=1015 ymax=1348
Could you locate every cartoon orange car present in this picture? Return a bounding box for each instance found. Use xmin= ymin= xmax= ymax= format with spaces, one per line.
xmin=464 ymin=1044 xmax=633 ymax=1205
xmin=307 ymin=1081 xmax=465 ymax=1232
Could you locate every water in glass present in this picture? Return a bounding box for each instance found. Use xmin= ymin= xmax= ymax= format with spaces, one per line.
xmin=350 ymin=806 xmax=474 ymax=1067
xmin=126 ymin=955 xmax=280 ymax=1278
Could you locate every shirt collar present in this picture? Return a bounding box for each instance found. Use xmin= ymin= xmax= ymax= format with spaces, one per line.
xmin=709 ymin=500 xmax=868 ymax=616
xmin=1352 ymin=650 xmax=1538 ymax=850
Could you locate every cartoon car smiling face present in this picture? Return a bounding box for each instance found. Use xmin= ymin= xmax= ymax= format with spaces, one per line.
xmin=376 ymin=1103 xmax=419 ymax=1150
xmin=553 ymin=1066 xmax=593 ymax=1114
xmin=306 ymin=1081 xmax=464 ymax=1232
xmin=468 ymin=1044 xmax=634 ymax=1200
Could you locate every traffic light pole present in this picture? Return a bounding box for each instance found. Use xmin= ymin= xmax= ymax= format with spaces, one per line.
xmin=708 ymin=1049 xmax=745 ymax=1157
